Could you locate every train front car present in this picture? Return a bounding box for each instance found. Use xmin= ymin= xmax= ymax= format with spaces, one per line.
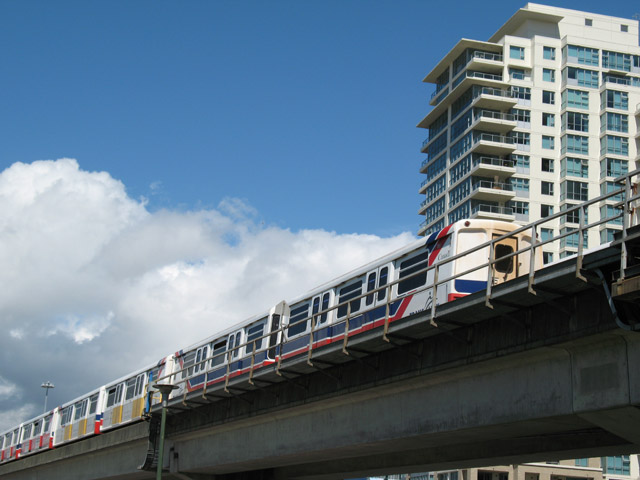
xmin=449 ymin=219 xmax=538 ymax=299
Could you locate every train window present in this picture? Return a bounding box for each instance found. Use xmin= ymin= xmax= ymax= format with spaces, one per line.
xmin=288 ymin=302 xmax=309 ymax=336
xmin=495 ymin=244 xmax=514 ymax=274
xmin=61 ymin=406 xmax=73 ymax=426
xmin=398 ymin=251 xmax=429 ymax=295
xmin=106 ymin=384 xmax=123 ymax=408
xmin=22 ymin=424 xmax=32 ymax=441
xmin=366 ymin=272 xmax=377 ymax=306
xmin=337 ymin=280 xmax=362 ymax=318
xmin=5 ymin=433 xmax=12 ymax=446
xmin=378 ymin=267 xmax=389 ymax=301
xmin=233 ymin=332 xmax=241 ymax=358
xmin=321 ymin=293 xmax=330 ymax=323
xmin=182 ymin=351 xmax=196 ymax=378
xmin=44 ymin=415 xmax=52 ymax=432
xmin=246 ymin=319 xmax=266 ymax=351
xmin=33 ymin=420 xmax=42 ymax=436
xmin=125 ymin=377 xmax=137 ymax=400
xmin=74 ymin=399 xmax=88 ymax=420
xmin=210 ymin=339 xmax=227 ymax=367
xmin=134 ymin=374 xmax=145 ymax=396
xmin=195 ymin=346 xmax=208 ymax=372
xmin=227 ymin=334 xmax=235 ymax=360
xmin=89 ymin=394 xmax=99 ymax=415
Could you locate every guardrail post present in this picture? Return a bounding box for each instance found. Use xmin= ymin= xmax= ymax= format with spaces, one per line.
xmin=382 ymin=284 xmax=392 ymax=342
xmin=528 ymin=225 xmax=537 ymax=295
xmin=342 ymin=302 xmax=351 ymax=355
xmin=429 ymin=264 xmax=439 ymax=326
xmin=576 ymin=205 xmax=587 ymax=282
xmin=485 ymin=241 xmax=494 ymax=308
xmin=307 ymin=315 xmax=316 ymax=366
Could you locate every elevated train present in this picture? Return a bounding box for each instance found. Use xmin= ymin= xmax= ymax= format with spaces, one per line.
xmin=0 ymin=219 xmax=537 ymax=464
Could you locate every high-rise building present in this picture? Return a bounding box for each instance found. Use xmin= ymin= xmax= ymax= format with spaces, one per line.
xmin=418 ymin=3 xmax=640 ymax=262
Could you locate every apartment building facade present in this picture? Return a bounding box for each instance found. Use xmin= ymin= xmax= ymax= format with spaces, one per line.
xmin=418 ymin=4 xmax=640 ymax=262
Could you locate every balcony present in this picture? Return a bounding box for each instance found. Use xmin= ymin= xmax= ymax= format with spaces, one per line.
xmin=418 ymin=199 xmax=428 ymax=215
xmin=430 ymin=70 xmax=506 ymax=107
xmin=471 ymin=110 xmax=517 ymax=134
xmin=466 ymin=50 xmax=504 ymax=75
xmin=470 ymin=156 xmax=516 ymax=178
xmin=470 ymin=204 xmax=515 ymax=221
xmin=469 ymin=132 xmax=516 ymax=156
xmin=469 ymin=180 xmax=515 ymax=202
xmin=471 ymin=86 xmax=518 ymax=110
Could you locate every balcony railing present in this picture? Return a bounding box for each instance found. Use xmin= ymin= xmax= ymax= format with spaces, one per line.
xmin=473 ymin=110 xmax=515 ymax=122
xmin=430 ymin=86 xmax=449 ymax=105
xmin=473 ymin=133 xmax=515 ymax=145
xmin=471 ymin=180 xmax=513 ymax=192
xmin=472 ymin=86 xmax=514 ymax=101
xmin=472 ymin=51 xmax=503 ymax=62
xmin=471 ymin=204 xmax=514 ymax=216
xmin=472 ymin=156 xmax=515 ymax=168
xmin=452 ymin=71 xmax=504 ymax=89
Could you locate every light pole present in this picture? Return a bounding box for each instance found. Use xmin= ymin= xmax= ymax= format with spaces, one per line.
xmin=153 ymin=383 xmax=177 ymax=480
xmin=41 ymin=381 xmax=55 ymax=413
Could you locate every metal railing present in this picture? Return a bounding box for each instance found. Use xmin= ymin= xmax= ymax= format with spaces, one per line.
xmin=153 ymin=167 xmax=640 ymax=404
xmin=471 ymin=180 xmax=514 ymax=192
xmin=474 ymin=110 xmax=515 ymax=122
xmin=473 ymin=132 xmax=515 ymax=145
xmin=472 ymin=156 xmax=515 ymax=168
xmin=472 ymin=204 xmax=514 ymax=216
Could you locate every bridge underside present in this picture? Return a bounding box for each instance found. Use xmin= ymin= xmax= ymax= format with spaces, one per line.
xmin=2 ymin=238 xmax=640 ymax=480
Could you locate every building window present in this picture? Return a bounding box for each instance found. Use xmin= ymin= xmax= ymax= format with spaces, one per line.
xmin=543 ymin=68 xmax=555 ymax=82
xmin=542 ymin=158 xmax=554 ymax=172
xmin=541 ymin=181 xmax=554 ymax=195
xmin=512 ymin=131 xmax=530 ymax=147
xmin=561 ymin=157 xmax=588 ymax=178
xmin=542 ymin=91 xmax=555 ymax=104
xmin=511 ymin=86 xmax=531 ymax=100
xmin=562 ymin=111 xmax=589 ymax=132
xmin=542 ymin=135 xmax=555 ymax=149
xmin=602 ymin=51 xmax=632 ymax=72
xmin=601 ymin=112 xmax=628 ymax=133
xmin=585 ymin=18 xmax=593 ymax=26
xmin=511 ymin=108 xmax=531 ymax=123
xmin=510 ymin=46 xmax=525 ymax=60
xmin=561 ymin=134 xmax=589 ymax=155
xmin=561 ymin=180 xmax=588 ymax=201
xmin=601 ymin=89 xmax=628 ymax=110
xmin=509 ymin=68 xmax=526 ymax=80
xmin=541 ymin=228 xmax=554 ymax=242
xmin=602 ymin=456 xmax=630 ymax=475
xmin=562 ymin=89 xmax=589 ymax=109
xmin=543 ymin=252 xmax=554 ymax=264
xmin=621 ymin=25 xmax=628 ymax=32
xmin=543 ymin=46 xmax=556 ymax=60
xmin=512 ymin=177 xmax=530 ymax=192
xmin=565 ymin=45 xmax=599 ymax=66
xmin=542 ymin=113 xmax=555 ymax=127
xmin=564 ymin=67 xmax=599 ymax=88
xmin=600 ymin=135 xmax=629 ymax=156
xmin=541 ymin=204 xmax=554 ymax=217
xmin=512 ymin=154 xmax=530 ymax=170
xmin=509 ymin=200 xmax=529 ymax=215
xmin=600 ymin=158 xmax=628 ymax=178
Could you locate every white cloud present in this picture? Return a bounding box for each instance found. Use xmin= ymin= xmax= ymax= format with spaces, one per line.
xmin=0 ymin=159 xmax=415 ymax=432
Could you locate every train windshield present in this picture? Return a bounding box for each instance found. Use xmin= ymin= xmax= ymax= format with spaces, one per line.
xmin=494 ymin=243 xmax=515 ymax=273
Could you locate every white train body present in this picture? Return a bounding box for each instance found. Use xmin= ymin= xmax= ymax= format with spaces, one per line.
xmin=0 ymin=219 xmax=538 ymax=463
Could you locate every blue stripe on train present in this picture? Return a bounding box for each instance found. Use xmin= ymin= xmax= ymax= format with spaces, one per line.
xmin=454 ymin=279 xmax=487 ymax=294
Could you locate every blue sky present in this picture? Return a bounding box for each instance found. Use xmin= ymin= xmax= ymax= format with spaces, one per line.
xmin=1 ymin=0 xmax=639 ymax=430
xmin=1 ymin=0 xmax=635 ymax=237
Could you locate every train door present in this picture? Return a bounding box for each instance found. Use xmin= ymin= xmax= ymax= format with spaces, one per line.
xmin=363 ymin=265 xmax=391 ymax=323
xmin=226 ymin=329 xmax=243 ymax=372
xmin=310 ymin=290 xmax=333 ymax=343
xmin=208 ymin=338 xmax=228 ymax=382
xmin=87 ymin=392 xmax=101 ymax=435
xmin=267 ymin=301 xmax=288 ymax=359
xmin=103 ymin=382 xmax=125 ymax=429
xmin=122 ymin=373 xmax=146 ymax=422
xmin=42 ymin=413 xmax=54 ymax=449
xmin=20 ymin=423 xmax=32 ymax=455
xmin=71 ymin=397 xmax=89 ymax=438
xmin=56 ymin=404 xmax=74 ymax=443
xmin=492 ymin=233 xmax=518 ymax=284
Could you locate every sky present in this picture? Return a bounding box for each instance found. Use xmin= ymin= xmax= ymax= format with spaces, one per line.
xmin=1 ymin=0 xmax=638 ymax=432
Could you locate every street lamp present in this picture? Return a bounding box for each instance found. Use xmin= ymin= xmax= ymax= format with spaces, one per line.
xmin=153 ymin=383 xmax=178 ymax=480
xmin=41 ymin=381 xmax=55 ymax=413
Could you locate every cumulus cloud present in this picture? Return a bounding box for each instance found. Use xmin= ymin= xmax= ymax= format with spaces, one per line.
xmin=0 ymin=159 xmax=414 ymax=432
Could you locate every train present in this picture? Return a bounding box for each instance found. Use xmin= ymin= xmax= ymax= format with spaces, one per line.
xmin=0 ymin=219 xmax=538 ymax=464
